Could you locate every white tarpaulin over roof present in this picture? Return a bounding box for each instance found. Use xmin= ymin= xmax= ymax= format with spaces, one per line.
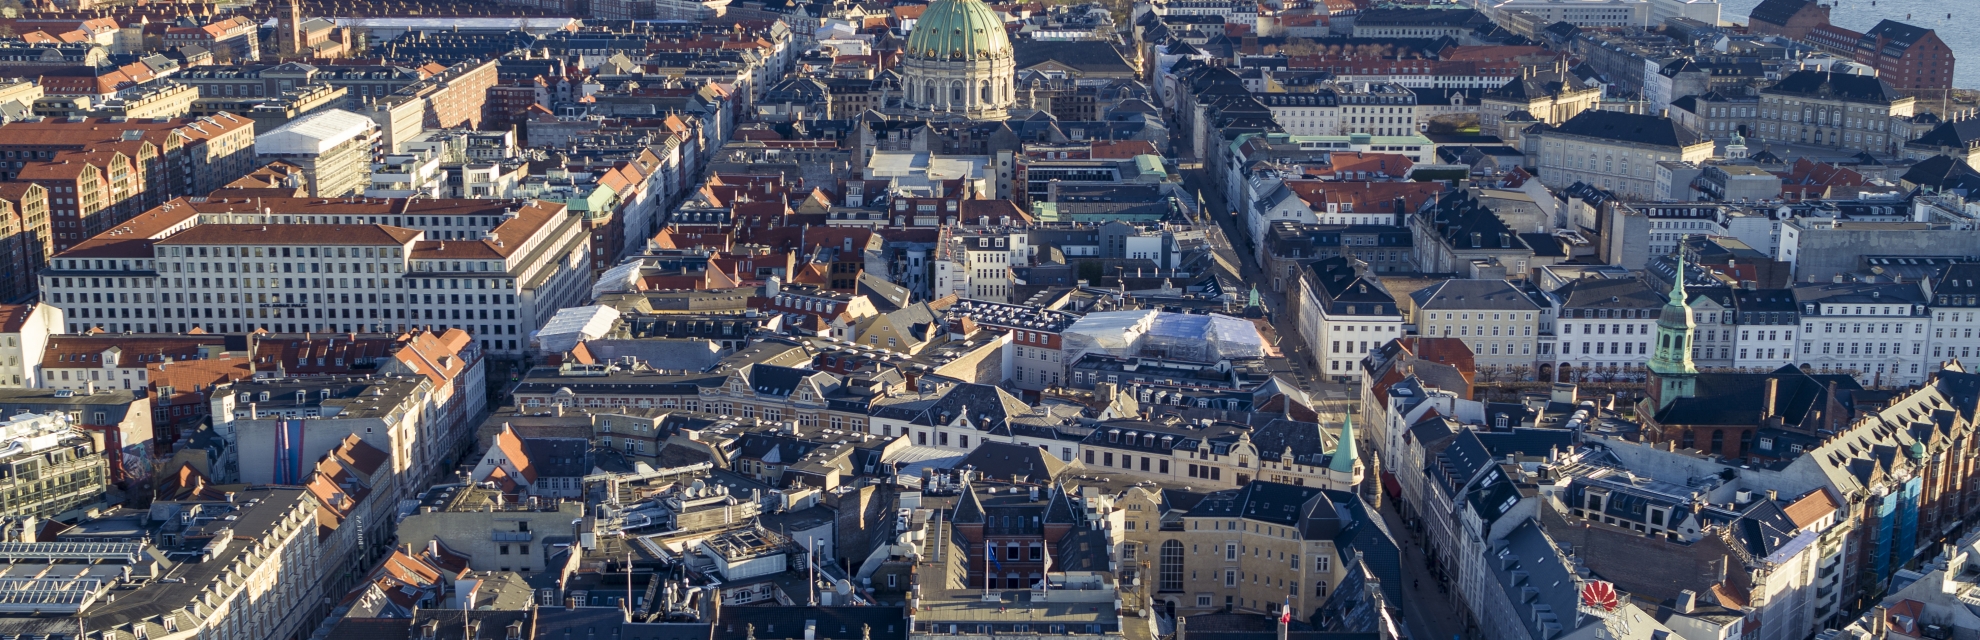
xmin=1144 ymin=312 xmax=1266 ymax=362
xmin=591 ymin=261 xmax=642 ymax=299
xmin=254 ymin=109 xmax=376 ymax=155
xmin=1061 ymin=309 xmax=1159 ymax=360
xmin=534 ymin=305 xmax=621 ymax=354
xmin=1062 ymin=309 xmax=1265 ymax=364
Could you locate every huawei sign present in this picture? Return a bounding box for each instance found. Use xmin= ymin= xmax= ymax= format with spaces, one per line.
xmin=1579 ymin=581 xmax=1620 ymax=612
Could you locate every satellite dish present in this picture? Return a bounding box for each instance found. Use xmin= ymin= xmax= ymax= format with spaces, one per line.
xmin=836 ymin=579 xmax=853 ymax=596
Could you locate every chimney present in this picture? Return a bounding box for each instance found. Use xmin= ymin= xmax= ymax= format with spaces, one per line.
xmin=1763 ymin=378 xmax=1779 ymax=419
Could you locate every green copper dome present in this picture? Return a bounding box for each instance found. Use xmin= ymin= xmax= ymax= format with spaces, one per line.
xmin=905 ymin=0 xmax=1011 ymax=61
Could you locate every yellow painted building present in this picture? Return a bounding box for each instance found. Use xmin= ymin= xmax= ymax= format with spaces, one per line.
xmin=1117 ymin=480 xmax=1386 ymax=623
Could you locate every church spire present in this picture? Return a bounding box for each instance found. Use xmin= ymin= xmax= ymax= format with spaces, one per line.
xmin=1329 ymin=412 xmax=1358 ymax=474
xmin=1648 ymin=242 xmax=1699 ymax=409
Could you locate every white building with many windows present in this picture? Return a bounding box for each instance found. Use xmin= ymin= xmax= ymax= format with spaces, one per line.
xmin=1530 ymin=110 xmax=1715 ymax=199
xmin=1297 ymin=256 xmax=1403 ymax=382
xmin=1791 ymin=280 xmax=1931 ymax=386
xmin=1928 ymin=264 xmax=1980 ymax=373
xmin=1731 ymin=287 xmax=1800 ymax=372
xmin=1550 ymin=276 xmax=1666 ymax=382
xmin=37 ymin=196 xmax=591 ymax=357
xmin=1410 ymin=279 xmax=1545 ymax=374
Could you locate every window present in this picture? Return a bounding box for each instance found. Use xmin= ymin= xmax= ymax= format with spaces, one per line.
xmin=1225 ymin=543 xmax=1238 ymax=560
xmin=1160 ymin=541 xmax=1184 ymax=591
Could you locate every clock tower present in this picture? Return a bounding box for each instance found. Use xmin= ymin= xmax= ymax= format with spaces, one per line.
xmin=1646 ymin=246 xmax=1699 ymax=411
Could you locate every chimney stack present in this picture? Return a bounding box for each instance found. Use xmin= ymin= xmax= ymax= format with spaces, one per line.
xmin=1763 ymin=377 xmax=1779 ymax=420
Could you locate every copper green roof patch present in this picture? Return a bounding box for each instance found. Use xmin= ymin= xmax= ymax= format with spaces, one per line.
xmin=904 ymin=0 xmax=1012 ymax=61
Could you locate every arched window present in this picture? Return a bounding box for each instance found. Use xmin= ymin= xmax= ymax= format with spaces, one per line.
xmin=924 ymin=83 xmax=935 ymax=104
xmin=1159 ymin=541 xmax=1184 ymax=591
xmin=952 ymin=81 xmax=963 ymax=103
xmin=981 ymin=81 xmax=991 ymax=102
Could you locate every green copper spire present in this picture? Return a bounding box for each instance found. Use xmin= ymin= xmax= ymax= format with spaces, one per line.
xmin=1248 ymin=285 xmax=1262 ymax=308
xmin=1329 ymin=412 xmax=1358 ymax=473
xmin=1648 ymin=244 xmax=1699 ymax=409
xmin=1670 ymin=246 xmax=1687 ymax=301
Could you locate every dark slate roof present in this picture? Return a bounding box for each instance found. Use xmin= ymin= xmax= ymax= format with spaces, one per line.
xmin=1542 ymin=21 xmax=1579 ymax=39
xmin=1908 ymin=119 xmax=1980 ymax=150
xmin=735 ymin=433 xmax=824 ymax=465
xmin=1424 ymin=189 xmax=1531 ymax=251
xmin=1862 ymin=19 xmax=1932 ymax=50
xmin=1554 ymin=276 xmax=1664 ymax=310
xmin=1306 ymin=256 xmax=1399 ymax=314
xmin=1354 ymin=8 xmax=1489 ymax=28
xmin=1248 ymin=418 xmax=1339 ymax=467
xmin=855 ymin=272 xmax=912 ymax=312
xmin=1013 ymin=40 xmax=1135 ymax=76
xmin=1053 ymin=525 xmax=1112 ymax=571
xmin=1314 ymin=554 xmax=1385 ymax=632
xmin=1729 ymin=500 xmax=1802 ymax=559
xmin=325 ymin=618 xmax=414 ymax=640
xmin=1934 ymin=263 xmax=1980 ymax=299
xmin=1653 ymin=366 xmax=1861 ymax=428
xmin=1485 ymin=69 xmax=1577 ymax=101
xmin=957 ymin=441 xmax=1068 ymax=483
xmin=1900 ymin=155 xmax=1980 ymax=194
xmin=871 ymin=382 xmax=1033 ymax=428
xmin=1319 ymin=489 xmax=1403 ymax=606
xmin=741 ymin=363 xmax=829 ymax=397
xmin=1473 ymin=428 xmax=1575 ymax=458
xmin=1410 ymin=279 xmax=1541 ymax=311
xmin=1765 ymin=70 xmax=1904 ymax=105
xmin=712 ymin=607 xmax=909 ymax=640
xmin=411 ymin=610 xmax=531 ymax=640
xmin=521 ymin=437 xmax=593 ymax=478
xmin=1749 ymin=0 xmax=1817 ymax=27
xmin=1547 ymin=109 xmax=1705 ymax=148
xmin=1464 ymin=465 xmax=1522 ymax=524
xmin=1429 ymin=429 xmax=1494 ymax=495
xmin=1185 ymin=481 xmax=1325 ymax=526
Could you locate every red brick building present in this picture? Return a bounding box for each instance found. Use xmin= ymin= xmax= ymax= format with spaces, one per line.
xmin=1855 ymin=20 xmax=1956 ymax=93
xmin=1747 ymin=0 xmax=1831 ymax=40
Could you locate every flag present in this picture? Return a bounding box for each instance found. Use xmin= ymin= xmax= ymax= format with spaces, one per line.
xmin=1279 ymin=595 xmax=1292 ymax=625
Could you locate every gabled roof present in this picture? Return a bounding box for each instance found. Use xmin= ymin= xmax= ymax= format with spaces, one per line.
xmin=1781 ymin=488 xmax=1839 ymax=529
xmin=1764 ymin=70 xmax=1904 ymax=105
xmin=1861 ymin=19 xmax=1932 ymax=50
xmin=1748 ymin=0 xmax=1818 ymax=27
xmin=1185 ymin=480 xmax=1325 ymax=527
xmin=956 ymin=441 xmax=1067 ymax=483
xmin=1013 ymin=40 xmax=1134 ymax=76
xmin=1545 ymin=109 xmax=1706 ymax=148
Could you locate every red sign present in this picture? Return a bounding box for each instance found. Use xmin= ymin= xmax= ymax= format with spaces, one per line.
xmin=1580 ymin=581 xmax=1619 ymax=612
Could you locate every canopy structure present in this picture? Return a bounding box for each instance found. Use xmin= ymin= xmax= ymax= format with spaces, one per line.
xmin=534 ymin=305 xmax=621 ymax=354
xmin=1143 ymin=312 xmax=1266 ymax=362
xmin=1062 ymin=310 xmax=1265 ymax=364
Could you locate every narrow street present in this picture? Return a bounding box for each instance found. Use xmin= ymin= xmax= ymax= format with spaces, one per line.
xmin=1377 ymin=499 xmax=1471 ymax=640
xmin=1180 ymin=169 xmax=1317 ymax=381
